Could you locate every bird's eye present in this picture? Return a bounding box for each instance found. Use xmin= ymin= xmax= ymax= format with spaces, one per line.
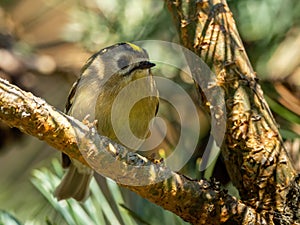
xmin=117 ymin=56 xmax=130 ymax=70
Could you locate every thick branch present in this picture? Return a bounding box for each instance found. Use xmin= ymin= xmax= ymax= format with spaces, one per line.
xmin=165 ymin=0 xmax=299 ymax=224
xmin=0 ymin=78 xmax=268 ymax=224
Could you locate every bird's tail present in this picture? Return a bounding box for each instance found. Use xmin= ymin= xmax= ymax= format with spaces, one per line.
xmin=54 ymin=160 xmax=93 ymax=202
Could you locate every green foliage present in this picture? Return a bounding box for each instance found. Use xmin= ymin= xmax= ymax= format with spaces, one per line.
xmin=29 ymin=159 xmax=189 ymax=225
xmin=229 ymin=0 xmax=300 ymax=75
xmin=62 ymin=0 xmax=175 ymax=52
xmin=230 ymin=0 xmax=299 ymax=42
xmin=0 ymin=210 xmax=22 ymax=225
xmin=31 ymin=159 xmax=134 ymax=225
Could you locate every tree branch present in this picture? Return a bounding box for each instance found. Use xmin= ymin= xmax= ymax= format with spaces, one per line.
xmin=0 ymin=0 xmax=299 ymax=223
xmin=0 ymin=78 xmax=268 ymax=224
xmin=165 ymin=0 xmax=299 ymax=224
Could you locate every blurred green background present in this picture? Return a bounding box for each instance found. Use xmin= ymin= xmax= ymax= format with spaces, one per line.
xmin=0 ymin=0 xmax=299 ymax=224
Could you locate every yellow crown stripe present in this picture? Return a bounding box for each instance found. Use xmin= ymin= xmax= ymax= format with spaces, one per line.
xmin=126 ymin=42 xmax=143 ymax=52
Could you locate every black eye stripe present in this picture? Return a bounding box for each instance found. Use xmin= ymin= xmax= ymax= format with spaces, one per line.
xmin=121 ymin=61 xmax=155 ymax=76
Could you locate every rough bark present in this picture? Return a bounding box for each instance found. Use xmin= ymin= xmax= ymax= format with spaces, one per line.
xmin=165 ymin=0 xmax=299 ymax=224
xmin=0 ymin=78 xmax=268 ymax=224
xmin=0 ymin=0 xmax=299 ymax=224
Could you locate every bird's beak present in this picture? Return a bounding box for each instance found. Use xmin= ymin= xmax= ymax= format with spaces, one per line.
xmin=137 ymin=61 xmax=156 ymax=69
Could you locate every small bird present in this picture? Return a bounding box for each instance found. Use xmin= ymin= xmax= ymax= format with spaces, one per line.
xmin=54 ymin=43 xmax=159 ymax=201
